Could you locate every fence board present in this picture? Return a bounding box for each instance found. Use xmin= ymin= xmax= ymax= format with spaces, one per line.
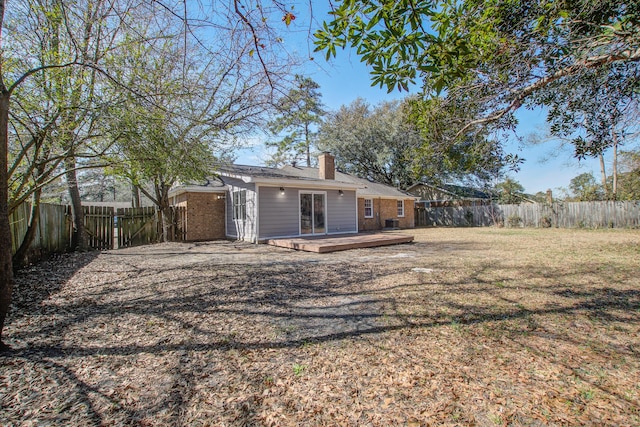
xmin=172 ymin=206 xmax=187 ymax=242
xmin=10 ymin=202 xmax=29 ymax=255
xmin=415 ymin=201 xmax=640 ymax=228
xmin=10 ymin=202 xmax=72 ymax=262
xmin=40 ymin=203 xmax=72 ymax=253
xmin=117 ymin=207 xmax=158 ymax=248
xmin=10 ymin=201 xmax=189 ymax=264
xmin=83 ymin=205 xmax=114 ymax=250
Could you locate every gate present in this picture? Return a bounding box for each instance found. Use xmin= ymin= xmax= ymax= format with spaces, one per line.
xmin=415 ymin=206 xmax=430 ymax=227
xmin=116 ymin=207 xmax=158 ymax=248
xmin=171 ymin=206 xmax=187 ymax=241
xmin=82 ymin=205 xmax=186 ymax=250
xmin=83 ymin=205 xmax=115 ymax=250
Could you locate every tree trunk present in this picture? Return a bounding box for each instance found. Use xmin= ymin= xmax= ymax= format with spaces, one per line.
xmin=305 ymin=122 xmax=311 ymax=167
xmin=14 ymin=143 xmax=55 ymax=266
xmin=156 ymin=185 xmax=172 ymax=242
xmin=0 ymin=88 xmax=15 ymax=351
xmin=598 ymin=153 xmax=609 ymax=200
xmin=160 ymin=205 xmax=174 ymax=242
xmin=131 ymin=183 xmax=140 ymax=208
xmin=13 ymin=188 xmax=42 ymax=267
xmin=64 ymin=156 xmax=87 ymax=251
xmin=612 ymin=132 xmax=619 ymax=200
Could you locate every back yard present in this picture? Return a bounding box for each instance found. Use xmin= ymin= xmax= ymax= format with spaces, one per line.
xmin=1 ymin=228 xmax=639 ymax=426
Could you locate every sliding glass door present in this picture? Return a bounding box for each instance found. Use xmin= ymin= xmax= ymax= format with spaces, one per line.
xmin=300 ymin=192 xmax=326 ymax=235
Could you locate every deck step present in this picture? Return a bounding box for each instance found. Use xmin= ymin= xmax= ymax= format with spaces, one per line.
xmin=267 ymin=233 xmax=414 ymax=253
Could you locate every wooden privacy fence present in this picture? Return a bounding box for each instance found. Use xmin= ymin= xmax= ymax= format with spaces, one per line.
xmin=415 ymin=205 xmax=499 ymax=227
xmin=84 ymin=206 xmax=115 ymax=250
xmin=415 ymin=201 xmax=640 ymax=228
xmin=116 ymin=206 xmax=158 ymax=248
xmin=10 ymin=202 xmax=189 ymax=265
xmin=10 ymin=202 xmax=72 ymax=258
xmin=171 ymin=206 xmax=187 ymax=242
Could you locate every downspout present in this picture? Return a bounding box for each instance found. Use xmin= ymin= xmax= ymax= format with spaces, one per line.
xmin=255 ymin=184 xmax=260 ymax=244
xmin=224 ymin=187 xmax=228 ymax=240
xmin=355 ymin=191 xmax=359 ymax=233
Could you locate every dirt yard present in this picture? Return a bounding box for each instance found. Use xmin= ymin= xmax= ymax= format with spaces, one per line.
xmin=1 ymin=228 xmax=639 ymax=426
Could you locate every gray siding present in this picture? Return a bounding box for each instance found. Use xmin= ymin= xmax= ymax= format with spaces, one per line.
xmin=257 ymin=186 xmax=357 ymax=239
xmin=327 ymin=189 xmax=357 ymax=233
xmin=224 ymin=178 xmax=257 ymax=242
xmin=257 ymin=186 xmax=300 ymax=238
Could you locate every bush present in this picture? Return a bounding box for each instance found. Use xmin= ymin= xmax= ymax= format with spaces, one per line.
xmin=464 ymin=210 xmax=474 ymax=226
xmin=507 ymin=214 xmax=522 ymax=228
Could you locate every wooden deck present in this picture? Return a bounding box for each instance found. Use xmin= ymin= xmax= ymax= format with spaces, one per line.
xmin=266 ymin=232 xmax=414 ymax=253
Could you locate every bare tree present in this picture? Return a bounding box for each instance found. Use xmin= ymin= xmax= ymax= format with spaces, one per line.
xmin=106 ymin=13 xmax=286 ymax=241
xmin=1 ymin=0 xmax=298 ymax=349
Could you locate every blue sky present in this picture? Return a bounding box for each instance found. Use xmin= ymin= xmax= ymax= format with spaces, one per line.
xmin=235 ymin=3 xmax=605 ymax=195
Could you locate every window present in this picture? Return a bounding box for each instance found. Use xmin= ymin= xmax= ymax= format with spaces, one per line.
xmin=364 ymin=199 xmax=373 ymax=218
xmin=397 ymin=200 xmax=404 ymax=217
xmin=232 ymin=190 xmax=246 ymax=221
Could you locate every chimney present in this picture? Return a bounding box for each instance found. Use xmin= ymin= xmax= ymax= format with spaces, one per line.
xmin=318 ymin=152 xmax=335 ymax=180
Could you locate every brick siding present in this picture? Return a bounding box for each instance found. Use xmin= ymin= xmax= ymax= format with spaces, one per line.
xmin=173 ymin=192 xmax=226 ymax=241
xmin=357 ymin=198 xmax=415 ymax=231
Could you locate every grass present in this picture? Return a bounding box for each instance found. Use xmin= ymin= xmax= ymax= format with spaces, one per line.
xmin=292 ymin=363 xmax=307 ymax=376
xmin=1 ymin=227 xmax=639 ymax=426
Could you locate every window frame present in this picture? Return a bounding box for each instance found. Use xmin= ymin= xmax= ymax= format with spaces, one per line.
xmin=363 ymin=198 xmax=373 ymax=218
xmin=232 ymin=190 xmax=247 ymax=221
xmin=397 ymin=199 xmax=405 ymax=217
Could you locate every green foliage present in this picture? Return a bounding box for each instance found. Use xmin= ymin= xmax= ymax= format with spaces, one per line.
xmin=317 ymin=98 xmax=418 ymax=188
xmin=318 ymin=95 xmax=517 ymax=188
xmin=108 ymin=104 xmax=215 ymax=194
xmin=314 ymin=0 xmax=470 ymax=93
xmin=314 ymin=0 xmax=640 ymax=160
xmin=267 ymin=75 xmax=325 ymax=167
xmin=494 ymin=177 xmax=526 ymax=204
xmin=539 ymin=66 xmax=638 ymax=159
xmin=316 ymin=0 xmax=640 ymax=93
xmin=292 ymin=363 xmax=307 ymax=376
xmin=507 ymin=214 xmax=522 ymax=228
xmin=105 ymin=39 xmax=213 ymax=201
xmin=102 ymin=11 xmax=278 ymax=215
xmin=569 ymin=172 xmax=605 ymax=201
xmin=615 ymin=150 xmax=640 ymax=200
xmin=406 ymin=95 xmax=521 ymax=185
xmin=5 ymin=0 xmax=121 ymax=211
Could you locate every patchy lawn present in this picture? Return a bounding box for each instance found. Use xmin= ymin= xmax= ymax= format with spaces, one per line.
xmin=1 ymin=228 xmax=639 ymax=426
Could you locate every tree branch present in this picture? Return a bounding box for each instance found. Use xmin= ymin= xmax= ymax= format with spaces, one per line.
xmin=233 ymin=0 xmax=274 ymax=89
xmin=456 ymin=48 xmax=640 ymax=138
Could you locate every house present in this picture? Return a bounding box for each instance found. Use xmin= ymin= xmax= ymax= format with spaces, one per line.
xmin=407 ymin=182 xmax=492 ymax=207
xmin=169 ymin=153 xmax=417 ymax=242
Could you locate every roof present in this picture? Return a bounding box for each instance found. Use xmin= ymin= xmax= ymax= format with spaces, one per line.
xmin=217 ymin=164 xmax=414 ymax=199
xmin=278 ymin=166 xmax=415 ymax=199
xmin=216 ymin=164 xmax=360 ymax=190
xmin=217 ymin=164 xmax=298 ymax=180
xmin=407 ymin=182 xmax=492 ymax=201
xmin=168 ymin=176 xmax=226 ymax=198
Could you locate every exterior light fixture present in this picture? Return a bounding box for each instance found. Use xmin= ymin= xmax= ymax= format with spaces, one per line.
xmin=280 ymin=187 xmax=285 ymax=194
xmin=217 ymin=194 xmax=226 ymax=200
xmin=338 ymin=190 xmax=344 ymax=196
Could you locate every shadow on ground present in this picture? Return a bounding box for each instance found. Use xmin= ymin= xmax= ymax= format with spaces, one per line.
xmin=1 ymin=236 xmax=639 ymax=426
